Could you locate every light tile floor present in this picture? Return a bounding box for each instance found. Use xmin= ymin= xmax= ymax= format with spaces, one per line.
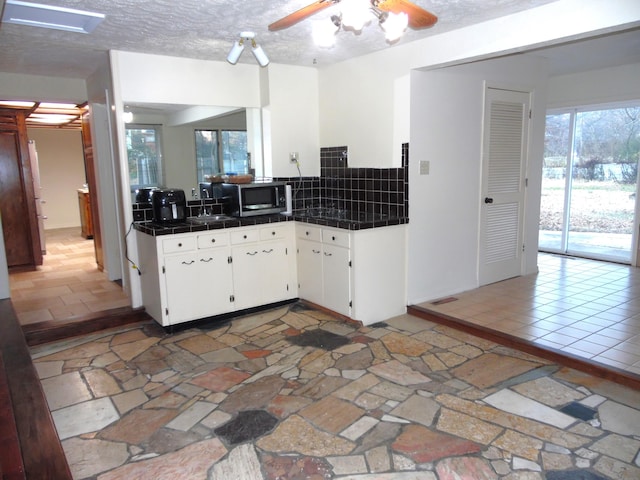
xmin=418 ymin=254 xmax=640 ymax=377
xmin=31 ymin=303 xmax=640 ymax=479
xmin=9 ymin=228 xmax=130 ymax=325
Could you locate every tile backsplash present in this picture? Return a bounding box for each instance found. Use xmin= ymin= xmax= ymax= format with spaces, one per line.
xmin=276 ymin=143 xmax=409 ymax=219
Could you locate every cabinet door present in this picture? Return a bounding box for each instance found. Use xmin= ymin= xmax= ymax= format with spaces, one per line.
xmin=259 ymin=241 xmax=291 ymax=304
xmin=163 ymin=252 xmax=201 ymax=324
xmin=297 ymin=238 xmax=323 ymax=305
xmin=322 ymin=243 xmax=351 ymax=317
xmin=231 ymin=241 xmax=289 ymax=310
xmin=195 ymin=249 xmax=234 ymax=318
xmin=163 ymin=249 xmax=233 ymax=324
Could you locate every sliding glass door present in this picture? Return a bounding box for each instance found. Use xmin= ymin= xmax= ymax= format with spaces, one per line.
xmin=539 ymin=105 xmax=640 ymax=263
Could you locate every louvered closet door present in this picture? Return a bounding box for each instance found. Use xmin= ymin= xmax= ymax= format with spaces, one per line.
xmin=479 ymin=87 xmax=530 ymax=286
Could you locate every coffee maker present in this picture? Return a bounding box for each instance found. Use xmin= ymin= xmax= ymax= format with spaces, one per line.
xmin=151 ymin=189 xmax=187 ymax=224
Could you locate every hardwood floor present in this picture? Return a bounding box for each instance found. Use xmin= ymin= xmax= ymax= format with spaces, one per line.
xmin=8 ymin=228 xmax=130 ymax=325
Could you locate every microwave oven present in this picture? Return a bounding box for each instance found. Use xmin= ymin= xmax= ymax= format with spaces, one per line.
xmin=222 ymin=181 xmax=288 ymax=217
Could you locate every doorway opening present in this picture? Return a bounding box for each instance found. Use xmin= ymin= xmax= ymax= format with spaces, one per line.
xmin=539 ymin=104 xmax=640 ymax=264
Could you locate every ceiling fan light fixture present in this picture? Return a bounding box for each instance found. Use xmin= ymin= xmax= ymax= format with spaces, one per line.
xmin=340 ymin=0 xmax=372 ymax=32
xmin=312 ymin=18 xmax=339 ymax=48
xmin=380 ymin=11 xmax=408 ymax=42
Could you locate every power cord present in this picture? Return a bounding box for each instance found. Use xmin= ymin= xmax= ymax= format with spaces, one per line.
xmin=124 ymin=221 xmax=142 ymax=275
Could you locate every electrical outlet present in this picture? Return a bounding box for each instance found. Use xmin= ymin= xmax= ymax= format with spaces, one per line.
xmin=290 ymin=152 xmax=299 ymax=163
xmin=420 ymin=160 xmax=430 ymax=175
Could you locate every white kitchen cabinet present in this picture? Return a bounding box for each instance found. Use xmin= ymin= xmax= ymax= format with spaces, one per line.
xmin=297 ymin=237 xmax=323 ymax=306
xmin=136 ymin=223 xmax=296 ymax=327
xmin=296 ymin=223 xmax=407 ymax=325
xmin=321 ymin=242 xmax=351 ymax=316
xmin=163 ymin=248 xmax=233 ymax=322
xmin=296 ymin=224 xmax=351 ymax=317
xmin=232 ymin=240 xmax=291 ymax=310
xmin=231 ymin=224 xmax=296 ymax=310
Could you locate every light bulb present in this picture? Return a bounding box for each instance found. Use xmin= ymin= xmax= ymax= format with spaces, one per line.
xmin=381 ymin=11 xmax=408 ymax=42
xmin=340 ymin=0 xmax=371 ymax=32
xmin=123 ymin=111 xmax=133 ymax=123
xmin=251 ymin=41 xmax=269 ymax=67
xmin=313 ymin=18 xmax=339 ymax=48
xmin=227 ymin=39 xmax=244 ymax=65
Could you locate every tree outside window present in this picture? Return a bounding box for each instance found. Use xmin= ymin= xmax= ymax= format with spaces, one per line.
xmin=195 ymin=129 xmax=248 ymax=180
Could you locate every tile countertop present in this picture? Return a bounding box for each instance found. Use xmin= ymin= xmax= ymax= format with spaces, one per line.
xmin=133 ymin=210 xmax=409 ymax=237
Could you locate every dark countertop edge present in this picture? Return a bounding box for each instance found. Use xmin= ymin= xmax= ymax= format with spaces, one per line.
xmin=134 ymin=215 xmax=409 ymax=236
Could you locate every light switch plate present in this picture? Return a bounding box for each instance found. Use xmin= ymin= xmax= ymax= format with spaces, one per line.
xmin=420 ymin=160 xmax=430 ymax=175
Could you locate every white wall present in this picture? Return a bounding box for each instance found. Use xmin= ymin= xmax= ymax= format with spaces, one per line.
xmin=406 ymin=55 xmax=549 ymax=305
xmin=27 ymin=128 xmax=86 ymax=229
xmin=0 ymin=72 xmax=86 ymax=102
xmin=114 ymin=51 xmax=261 ymax=108
xmin=264 ymin=64 xmax=320 ymax=178
xmin=547 ymin=62 xmax=640 ymax=108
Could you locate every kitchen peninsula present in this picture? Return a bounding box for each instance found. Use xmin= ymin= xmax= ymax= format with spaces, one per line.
xmin=135 ymin=209 xmax=407 ymax=328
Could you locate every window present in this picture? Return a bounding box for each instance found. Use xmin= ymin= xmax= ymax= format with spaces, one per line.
xmin=126 ymin=125 xmax=162 ymax=189
xmin=195 ymin=129 xmax=248 ymax=180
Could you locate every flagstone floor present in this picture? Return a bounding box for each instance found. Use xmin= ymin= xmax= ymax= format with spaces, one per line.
xmin=31 ymin=303 xmax=640 ymax=480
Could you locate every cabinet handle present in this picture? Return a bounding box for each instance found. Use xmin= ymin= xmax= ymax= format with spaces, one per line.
xmin=306 ymin=231 xmax=309 ymax=236
xmin=243 ymin=235 xmax=247 ymax=239
xmin=181 ymin=260 xmax=195 ymax=265
xmin=332 ymin=236 xmax=336 ymax=241
xmin=246 ymin=251 xmax=258 ymax=256
xmin=178 ymin=242 xmax=183 ymax=247
xmin=263 ymin=249 xmax=273 ymax=254
xmin=271 ymin=231 xmax=276 ymax=236
xmin=324 ymin=252 xmax=332 ymax=257
xmin=200 ymin=258 xmax=213 ymax=263
xmin=312 ymin=249 xmax=321 ymax=254
xmin=211 ymin=238 xmax=216 ymax=243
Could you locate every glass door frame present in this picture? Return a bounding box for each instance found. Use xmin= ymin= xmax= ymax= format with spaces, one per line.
xmin=542 ymin=102 xmax=640 ymax=266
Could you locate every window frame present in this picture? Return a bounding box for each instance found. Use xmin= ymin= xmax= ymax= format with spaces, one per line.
xmin=195 ymin=128 xmax=248 ymax=180
xmin=126 ymin=124 xmax=164 ymax=191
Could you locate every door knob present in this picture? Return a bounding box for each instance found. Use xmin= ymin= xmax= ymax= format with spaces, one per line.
xmin=484 ymin=197 xmax=494 ymax=204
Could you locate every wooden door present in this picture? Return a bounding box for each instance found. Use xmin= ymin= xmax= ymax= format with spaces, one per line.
xmin=0 ymin=109 xmax=42 ymax=268
xmin=81 ymin=109 xmax=104 ymax=270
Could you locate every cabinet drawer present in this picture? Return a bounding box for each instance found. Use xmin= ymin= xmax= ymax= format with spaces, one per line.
xmin=259 ymin=224 xmax=290 ymax=241
xmin=230 ymin=229 xmax=259 ymax=245
xmin=197 ymin=232 xmax=229 ymax=249
xmin=296 ymin=225 xmax=321 ymax=242
xmin=322 ymin=228 xmax=350 ymax=248
xmin=162 ymin=236 xmax=196 ymax=254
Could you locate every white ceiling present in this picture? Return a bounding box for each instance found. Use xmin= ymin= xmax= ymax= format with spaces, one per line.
xmin=0 ymin=0 xmax=639 ymax=81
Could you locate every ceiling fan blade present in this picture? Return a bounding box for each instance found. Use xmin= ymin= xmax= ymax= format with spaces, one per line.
xmin=268 ymin=0 xmax=338 ymax=31
xmin=376 ymin=0 xmax=438 ymax=29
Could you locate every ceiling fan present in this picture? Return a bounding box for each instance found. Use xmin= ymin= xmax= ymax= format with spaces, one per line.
xmin=268 ymin=0 xmax=438 ymax=32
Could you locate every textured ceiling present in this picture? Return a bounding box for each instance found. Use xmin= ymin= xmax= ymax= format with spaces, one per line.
xmin=0 ymin=0 xmax=565 ymax=79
